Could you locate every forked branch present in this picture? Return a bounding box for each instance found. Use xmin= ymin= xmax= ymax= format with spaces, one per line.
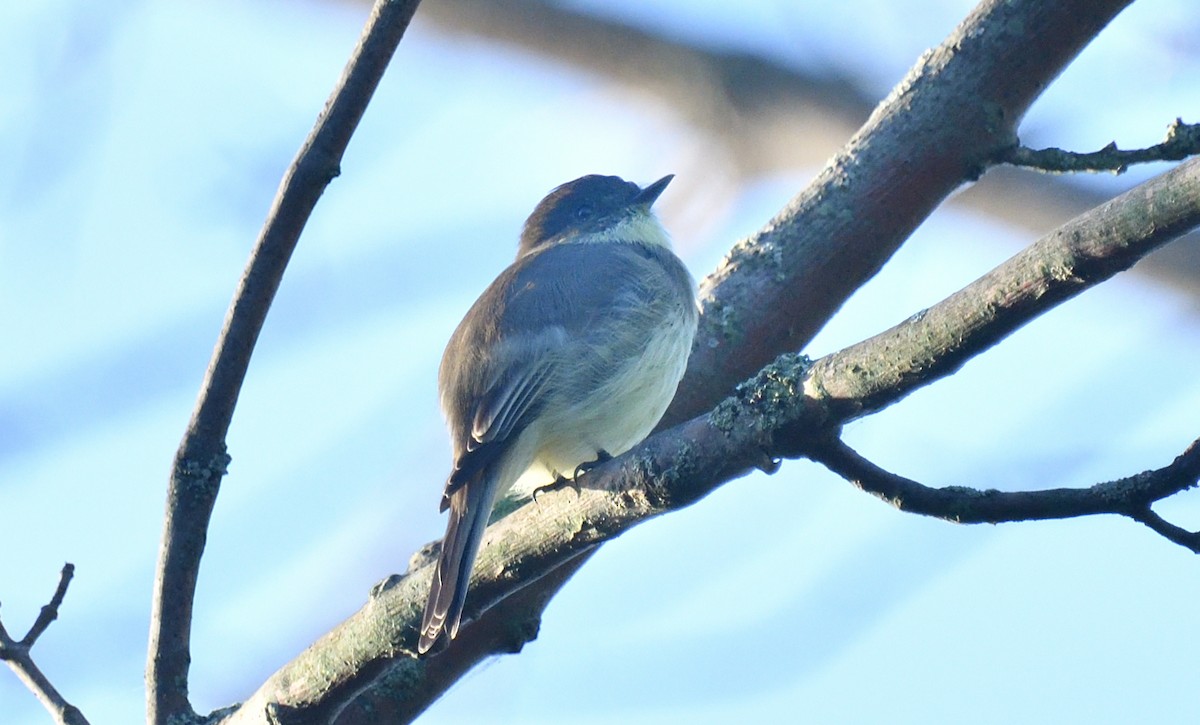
xmin=0 ymin=564 xmax=89 ymax=725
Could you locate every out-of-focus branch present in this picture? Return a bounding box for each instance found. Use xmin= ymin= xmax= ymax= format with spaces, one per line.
xmin=411 ymin=0 xmax=875 ymax=175
xmin=408 ymin=0 xmax=1200 ymax=297
xmin=1004 ymin=118 xmax=1200 ymax=174
xmin=145 ymin=1 xmax=423 ymax=723
xmin=0 ymin=564 xmax=89 ymax=725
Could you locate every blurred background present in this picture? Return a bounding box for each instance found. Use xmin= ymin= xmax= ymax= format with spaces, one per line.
xmin=2 ymin=0 xmax=1199 ymax=722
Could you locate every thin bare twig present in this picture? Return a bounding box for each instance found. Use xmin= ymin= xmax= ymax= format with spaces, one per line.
xmin=1127 ymin=507 xmax=1200 ymax=552
xmin=1005 ymin=118 xmax=1200 ymax=174
xmin=0 ymin=564 xmax=89 ymax=725
xmin=145 ymin=1 xmax=423 ymax=722
xmin=810 ymin=436 xmax=1200 ymax=552
xmin=819 ymin=435 xmax=1197 ymax=516
xmin=20 ymin=563 xmax=73 ymax=647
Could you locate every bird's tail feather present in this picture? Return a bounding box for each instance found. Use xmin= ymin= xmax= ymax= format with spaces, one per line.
xmin=418 ymin=475 xmax=495 ymax=654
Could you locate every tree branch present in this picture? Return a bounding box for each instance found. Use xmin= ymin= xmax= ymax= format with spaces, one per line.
xmin=0 ymin=564 xmax=89 ymax=725
xmin=806 ymin=156 xmax=1200 ymax=421
xmin=415 ymin=0 xmax=875 ymax=175
xmin=1127 ymin=507 xmax=1200 ymax=552
xmin=166 ymin=0 xmax=1190 ymax=719
xmin=331 ymin=552 xmax=593 ymax=724
xmin=370 ymin=3 xmax=1146 ymax=700
xmin=420 ymin=0 xmax=1140 ymax=428
xmin=220 ymin=143 xmax=1200 ymax=725
xmin=662 ymin=0 xmax=1136 ymax=425
xmin=808 ymin=436 xmax=1200 ymax=553
xmin=1004 ymin=118 xmax=1200 ymax=174
xmin=145 ymin=1 xmax=423 ymax=722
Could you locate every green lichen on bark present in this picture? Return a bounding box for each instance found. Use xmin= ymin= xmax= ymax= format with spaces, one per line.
xmin=709 ymin=352 xmax=812 ymax=436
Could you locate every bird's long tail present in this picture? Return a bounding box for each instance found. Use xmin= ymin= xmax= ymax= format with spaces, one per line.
xmin=418 ymin=475 xmax=495 ymax=654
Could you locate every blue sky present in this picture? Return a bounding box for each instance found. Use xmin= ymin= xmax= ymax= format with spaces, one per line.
xmin=2 ymin=0 xmax=1199 ymax=722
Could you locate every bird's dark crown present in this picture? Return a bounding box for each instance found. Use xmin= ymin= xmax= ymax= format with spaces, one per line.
xmin=518 ymin=174 xmax=671 ymax=256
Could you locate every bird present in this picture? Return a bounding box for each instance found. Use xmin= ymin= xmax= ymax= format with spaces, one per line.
xmin=418 ymin=173 xmax=698 ymax=654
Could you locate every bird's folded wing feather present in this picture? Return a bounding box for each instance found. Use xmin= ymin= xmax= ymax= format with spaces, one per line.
xmin=439 ymin=243 xmax=651 ymax=502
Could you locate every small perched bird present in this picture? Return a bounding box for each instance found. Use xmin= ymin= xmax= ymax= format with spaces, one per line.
xmin=419 ymin=174 xmax=698 ymax=654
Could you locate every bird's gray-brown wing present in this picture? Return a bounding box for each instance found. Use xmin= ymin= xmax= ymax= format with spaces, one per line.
xmin=436 ymin=243 xmax=642 ymax=500
xmin=422 ymin=245 xmax=608 ymax=652
xmin=421 ymin=241 xmax=691 ymax=653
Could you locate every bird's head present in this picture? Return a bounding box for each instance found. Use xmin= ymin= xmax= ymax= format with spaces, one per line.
xmin=518 ymin=174 xmax=673 ymax=256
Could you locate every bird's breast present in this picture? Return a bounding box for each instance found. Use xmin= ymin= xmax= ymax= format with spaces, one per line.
xmin=529 ymin=297 xmax=697 ymax=480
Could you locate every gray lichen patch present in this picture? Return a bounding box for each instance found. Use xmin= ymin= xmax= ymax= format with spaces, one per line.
xmin=174 ymin=447 xmax=232 ymax=496
xmin=709 ymin=352 xmax=813 ymax=436
xmin=698 ymin=294 xmax=743 ymax=345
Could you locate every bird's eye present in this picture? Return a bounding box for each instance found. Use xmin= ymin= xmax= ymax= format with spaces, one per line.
xmin=575 ymin=205 xmax=594 ymax=220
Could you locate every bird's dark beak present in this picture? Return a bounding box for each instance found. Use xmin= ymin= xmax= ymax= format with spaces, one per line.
xmin=633 ymin=174 xmax=674 ymax=208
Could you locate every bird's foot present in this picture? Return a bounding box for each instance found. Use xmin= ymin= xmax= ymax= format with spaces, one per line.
xmin=573 ymin=449 xmax=612 ymax=480
xmin=532 ymin=450 xmax=613 ymax=502
xmin=532 ymin=473 xmax=579 ymax=502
